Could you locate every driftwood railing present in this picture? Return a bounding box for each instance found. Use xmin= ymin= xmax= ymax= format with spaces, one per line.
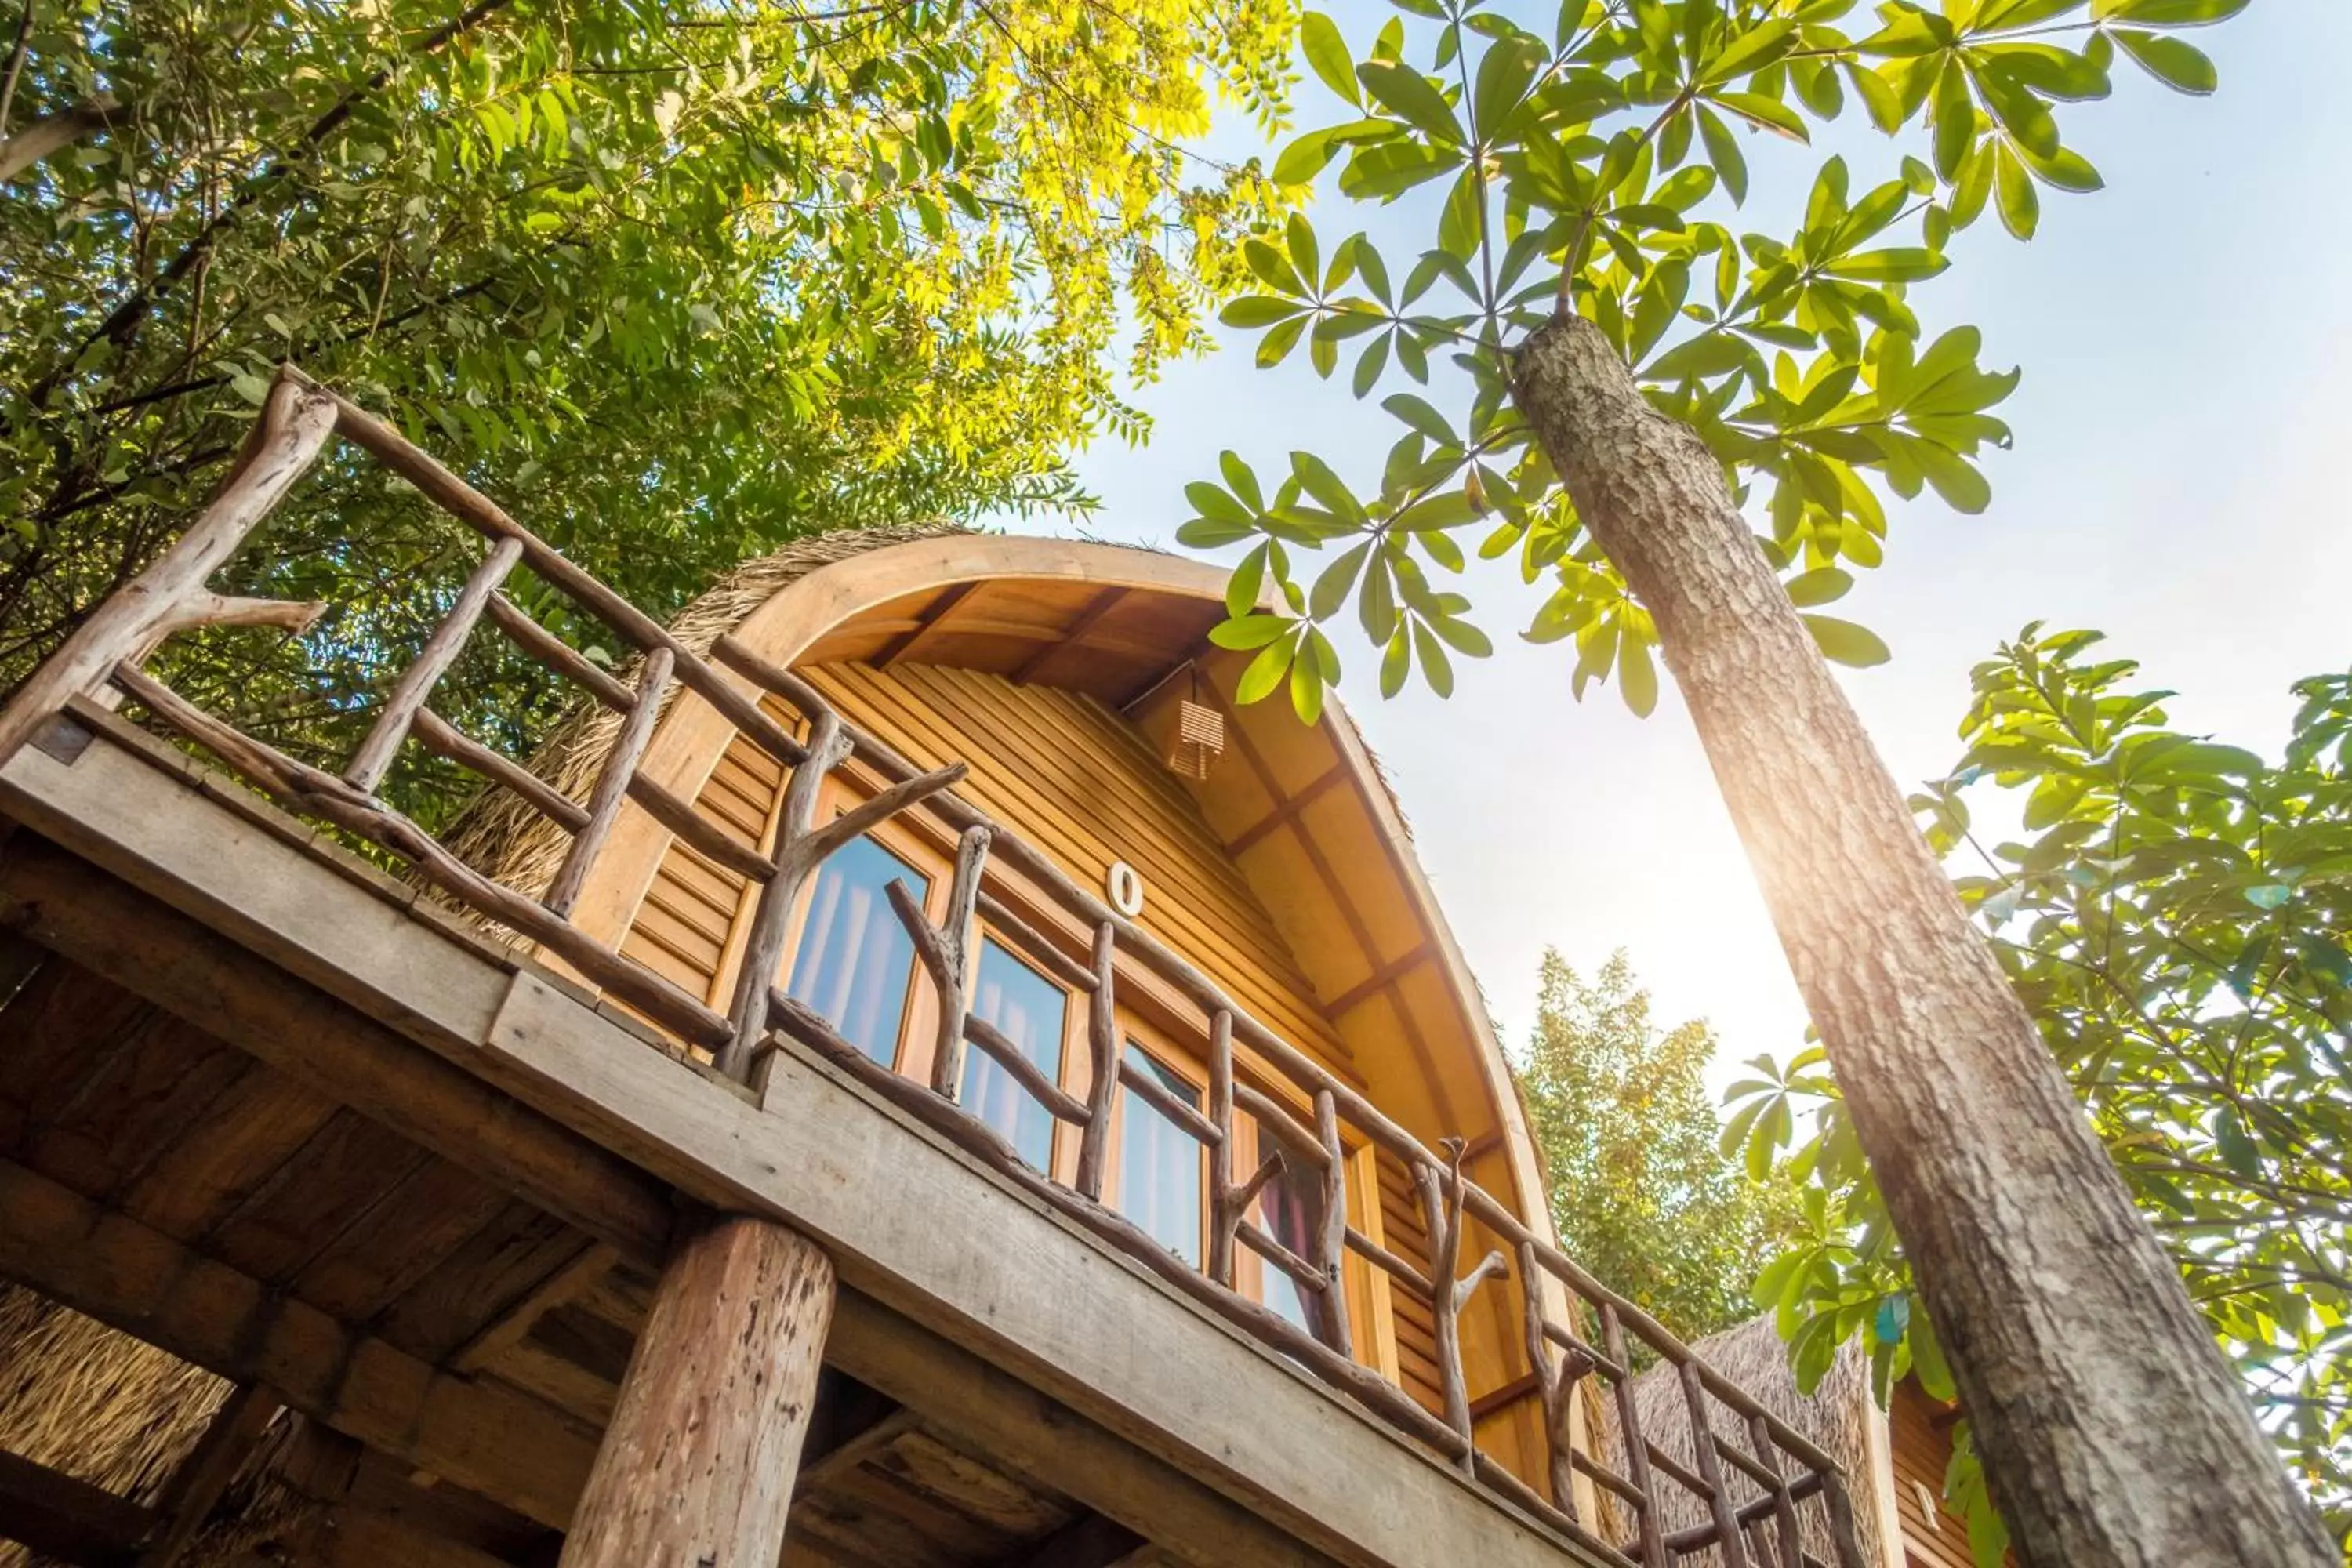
xmin=0 ymin=366 xmax=1864 ymax=1568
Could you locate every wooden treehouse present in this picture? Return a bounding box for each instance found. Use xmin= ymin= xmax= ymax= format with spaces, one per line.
xmin=0 ymin=370 xmax=1877 ymax=1568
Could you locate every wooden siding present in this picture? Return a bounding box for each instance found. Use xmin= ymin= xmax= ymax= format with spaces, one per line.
xmin=612 ymin=652 xmax=1552 ymax=1484
xmin=1889 ymin=1381 xmax=2005 ymax=1568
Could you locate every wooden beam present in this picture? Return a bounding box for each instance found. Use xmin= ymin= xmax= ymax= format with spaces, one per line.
xmin=1022 ymin=1512 xmax=1150 ymax=1568
xmin=1320 ymin=945 xmax=1434 ymax=1020
xmin=136 ymin=1384 xmax=283 ymax=1567
xmin=1226 ymin=767 xmax=1349 ymax=857
xmin=0 ymin=1446 xmax=153 ymax=1567
xmin=0 ymin=836 xmax=673 ymax=1267
xmin=561 ymin=1214 xmax=836 ymax=1567
xmin=823 ymin=1290 xmax=1336 ymax=1568
xmin=0 ymin=1157 xmax=591 ymax=1528
xmin=1011 ymin=588 xmax=1129 ymax=686
xmin=873 ymin=581 xmax=980 ymax=667
xmin=452 ymin=1243 xmax=619 ymax=1374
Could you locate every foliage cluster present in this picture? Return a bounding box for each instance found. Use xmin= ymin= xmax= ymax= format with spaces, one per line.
xmin=0 ymin=0 xmax=1294 ymax=818
xmin=1517 ymin=949 xmax=1795 ymax=1341
xmin=1178 ymin=0 xmax=2241 ymax=725
xmin=1725 ymin=627 xmax=2352 ymax=1559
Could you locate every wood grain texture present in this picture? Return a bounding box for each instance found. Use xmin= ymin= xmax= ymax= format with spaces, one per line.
xmin=561 ymin=1213 xmax=837 ymax=1568
xmin=1515 ymin=309 xmax=2328 ymax=1568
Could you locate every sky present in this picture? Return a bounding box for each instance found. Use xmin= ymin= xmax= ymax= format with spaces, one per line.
xmin=1013 ymin=0 xmax=2351 ymax=1075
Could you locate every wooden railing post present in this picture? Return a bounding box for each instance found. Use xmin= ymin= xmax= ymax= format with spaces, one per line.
xmin=343 ymin=533 xmax=524 ymax=793
xmin=1602 ymin=1303 xmax=1671 ymax=1568
xmin=1677 ymin=1359 xmax=1750 ymax=1568
xmin=561 ymin=1212 xmax=834 ymax=1568
xmin=1073 ymin=923 xmax=1122 ymax=1201
xmin=1417 ymin=1151 xmax=1475 ymax=1471
xmin=720 ymin=712 xmax=848 ymax=1076
xmin=544 ymin=647 xmax=674 ymax=917
xmin=919 ymin=826 xmax=993 ymax=1101
xmin=1518 ymin=1241 xmax=1581 ymax=1522
xmin=1312 ymin=1088 xmax=1352 ymax=1354
xmin=1748 ymin=1412 xmax=1806 ymax=1568
xmin=0 ymin=370 xmax=337 ymax=768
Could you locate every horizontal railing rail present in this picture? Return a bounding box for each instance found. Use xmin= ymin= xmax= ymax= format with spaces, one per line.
xmin=0 ymin=365 xmax=1864 ymax=1568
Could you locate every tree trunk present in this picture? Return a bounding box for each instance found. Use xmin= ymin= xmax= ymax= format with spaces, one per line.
xmin=1508 ymin=311 xmax=2330 ymax=1568
xmin=560 ymin=1212 xmax=835 ymax=1568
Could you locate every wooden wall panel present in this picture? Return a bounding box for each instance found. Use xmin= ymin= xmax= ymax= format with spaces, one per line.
xmin=1889 ymin=1381 xmax=1998 ymax=1568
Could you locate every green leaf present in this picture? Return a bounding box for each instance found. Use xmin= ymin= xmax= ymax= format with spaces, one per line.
xmin=1708 ymin=91 xmax=1811 ymax=141
xmin=1227 ymin=543 xmax=1269 ymax=617
xmin=1258 ymin=315 xmax=1309 ymax=368
xmin=1473 ymin=35 xmax=1545 ymax=136
xmin=1933 ymin=60 xmax=1974 ymax=183
xmin=1312 ymin=541 xmax=1373 ymax=620
xmin=1993 ymin=141 xmax=2039 ymax=239
xmin=1210 ymin=612 xmax=1296 ymax=651
xmin=1823 ymin=249 xmax=1947 ymax=281
xmin=1785 ymin=567 xmax=1853 ymax=607
xmin=1381 ymin=392 xmax=1456 ymax=446
xmin=2016 ymin=141 xmax=2103 ymax=191
xmin=1701 ymin=16 xmax=1798 ymax=85
xmin=1221 ymin=296 xmax=1307 ymax=328
xmin=2098 ymin=0 xmax=2246 ymax=24
xmin=1412 ymin=619 xmax=1456 ymax=697
xmin=1697 ymin=105 xmax=1748 ymax=205
xmin=1804 ymin=614 xmax=1893 ymax=666
xmin=1301 ymin=13 xmax=1363 ymax=106
xmin=1221 ymin=452 xmax=1265 ymax=512
xmin=1358 ymin=60 xmax=1465 ymax=144
xmin=2111 ymin=29 xmax=2216 ymax=93
xmin=1236 ymin=637 xmax=1298 ymax=706
xmin=1290 ymin=650 xmax=1327 ymax=725
xmin=1620 ymin=633 xmax=1659 ymax=716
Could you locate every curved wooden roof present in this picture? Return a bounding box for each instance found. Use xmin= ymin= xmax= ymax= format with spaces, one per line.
xmin=575 ymin=532 xmax=1555 ymax=1250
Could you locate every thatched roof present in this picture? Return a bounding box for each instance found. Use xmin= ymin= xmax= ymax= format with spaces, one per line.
xmin=441 ymin=520 xmax=968 ymax=902
xmin=1612 ymin=1316 xmax=1889 ymax=1568
xmin=0 ymin=1286 xmax=312 ymax=1566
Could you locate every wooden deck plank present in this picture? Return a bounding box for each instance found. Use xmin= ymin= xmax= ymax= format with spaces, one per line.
xmin=204 ymin=1109 xmax=435 ymax=1287
xmin=0 ymin=833 xmax=673 ymax=1266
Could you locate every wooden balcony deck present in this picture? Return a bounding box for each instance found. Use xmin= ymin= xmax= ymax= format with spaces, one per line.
xmin=0 ymin=700 xmax=1604 ymax=1568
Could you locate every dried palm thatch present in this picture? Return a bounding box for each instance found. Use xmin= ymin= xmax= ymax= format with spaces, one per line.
xmin=440 ymin=521 xmax=967 ymax=906
xmin=1610 ymin=1315 xmax=1890 ymax=1568
xmin=0 ymin=1285 xmax=314 ymax=1567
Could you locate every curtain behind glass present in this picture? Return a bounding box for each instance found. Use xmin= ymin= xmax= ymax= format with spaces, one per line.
xmin=786 ymin=835 xmax=930 ymax=1067
xmin=1256 ymin=1146 xmax=1322 ymax=1330
xmin=964 ymin=938 xmax=1068 ymax=1171
xmin=1119 ymin=1045 xmax=1203 ymax=1265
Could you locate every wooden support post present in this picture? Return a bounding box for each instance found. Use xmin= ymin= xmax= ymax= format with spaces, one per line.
xmin=1677 ymin=1358 xmax=1749 ymax=1568
xmin=345 ymin=534 xmax=524 ymax=793
xmin=1602 ymin=1303 xmax=1670 ymax=1568
xmin=561 ymin=1212 xmax=837 ymax=1568
xmin=1312 ymin=1088 xmax=1352 ymax=1356
xmin=0 ymin=370 xmax=337 ymax=768
xmin=1074 ymin=922 xmax=1122 ymax=1202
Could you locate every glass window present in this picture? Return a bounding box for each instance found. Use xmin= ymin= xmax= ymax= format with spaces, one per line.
xmin=784 ymin=834 xmax=929 ymax=1068
xmin=1119 ymin=1044 xmax=1203 ymax=1265
xmin=964 ymin=938 xmax=1068 ymax=1171
xmin=1255 ymin=1139 xmax=1323 ymax=1330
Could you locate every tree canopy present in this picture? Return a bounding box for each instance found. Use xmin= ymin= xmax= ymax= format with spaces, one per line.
xmin=1178 ymin=0 xmax=2242 ymax=721
xmin=0 ymin=0 xmax=1294 ymax=815
xmin=1725 ymin=626 xmax=2352 ymax=1558
xmin=1516 ymin=949 xmax=1794 ymax=1341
